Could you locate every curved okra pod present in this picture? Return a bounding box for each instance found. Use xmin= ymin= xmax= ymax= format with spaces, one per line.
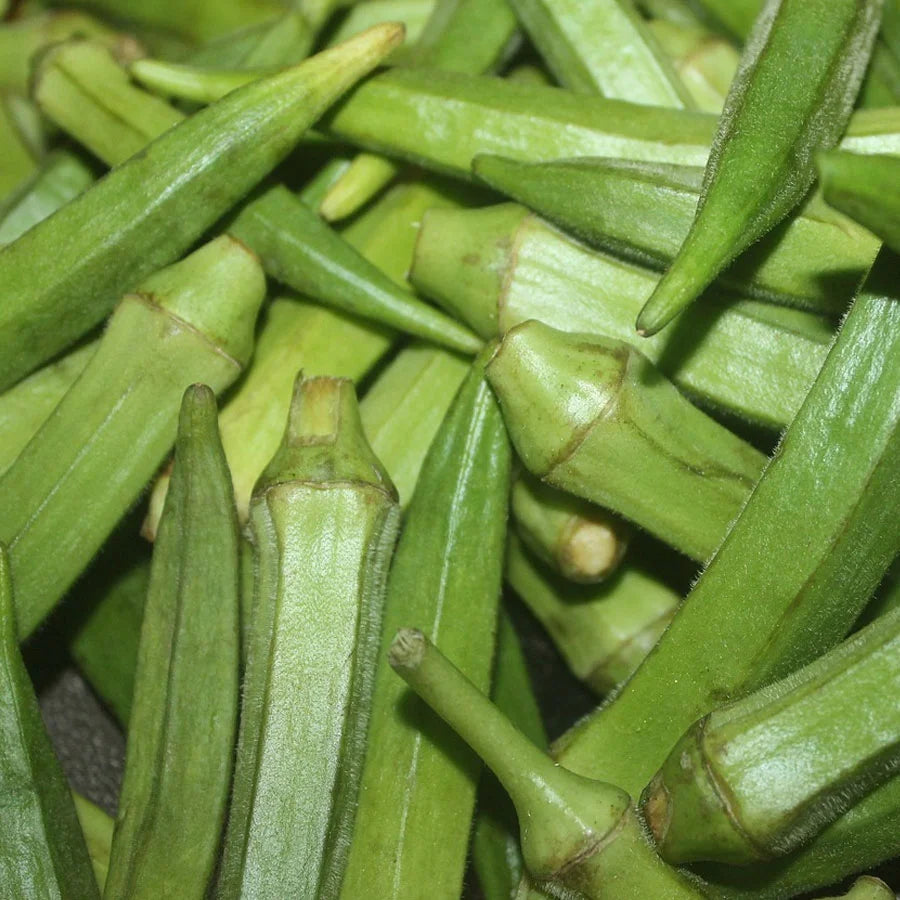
xmin=818 ymin=151 xmax=900 ymax=254
xmin=635 ymin=0 xmax=882 ymax=336
xmin=104 ymin=386 xmax=240 ymax=899
xmin=511 ymin=474 xmax=630 ymax=583
xmin=485 ymin=319 xmax=766 ymax=561
xmin=507 ymin=535 xmax=679 ymax=694
xmin=471 ymin=156 xmax=877 ymax=316
xmin=339 ymin=353 xmax=511 ymax=900
xmin=0 ymin=24 xmax=403 ymax=391
xmin=218 ymin=376 xmax=400 ymax=900
xmin=0 ymin=236 xmax=264 ymax=639
xmin=389 ymin=630 xmax=702 ymax=899
xmin=643 ymin=604 xmax=900 ymax=865
xmin=0 ymin=547 xmax=99 ymax=900
xmin=411 ymin=203 xmax=833 ymax=429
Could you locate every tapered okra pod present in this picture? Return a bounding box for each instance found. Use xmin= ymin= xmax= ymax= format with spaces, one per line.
xmin=818 ymin=151 xmax=900 ymax=254
xmin=104 ymin=386 xmax=240 ymax=899
xmin=72 ymin=793 xmax=114 ymax=893
xmin=340 ymin=354 xmax=511 ymax=900
xmin=0 ymin=237 xmax=264 ymax=638
xmin=643 ymin=604 xmax=900 ymax=865
xmin=486 ymin=320 xmax=766 ymax=561
xmin=635 ymin=0 xmax=882 ymax=335
xmin=389 ymin=630 xmax=702 ymax=899
xmin=0 ymin=25 xmax=402 ymax=390
xmin=471 ymin=156 xmax=877 ymax=315
xmin=218 ymin=376 xmax=400 ymax=899
xmin=0 ymin=547 xmax=99 ymax=900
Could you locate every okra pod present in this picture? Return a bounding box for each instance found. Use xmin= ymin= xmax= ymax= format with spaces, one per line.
xmin=218 ymin=376 xmax=401 ymax=899
xmin=0 ymin=25 xmax=401 ymax=390
xmin=0 ymin=236 xmax=264 ymax=638
xmin=471 ymin=156 xmax=877 ymax=315
xmin=0 ymin=546 xmax=99 ymax=900
xmin=389 ymin=630 xmax=702 ymax=898
xmin=412 ymin=203 xmax=832 ymax=428
xmin=635 ymin=0 xmax=882 ymax=335
xmin=105 ymin=385 xmax=239 ymax=899
xmin=643 ymin=604 xmax=900 ymax=864
xmin=0 ymin=91 xmax=39 ymax=201
xmin=507 ymin=535 xmax=679 ymax=694
xmin=552 ymin=251 xmax=900 ymax=832
xmin=818 ymin=150 xmax=900 ymax=255
xmin=339 ymin=355 xmax=511 ymax=900
xmin=72 ymin=793 xmax=114 ymax=893
xmin=328 ymin=0 xmax=435 ymax=53
xmin=824 ymin=878 xmax=896 ymax=900
xmin=691 ymin=0 xmax=763 ymax=39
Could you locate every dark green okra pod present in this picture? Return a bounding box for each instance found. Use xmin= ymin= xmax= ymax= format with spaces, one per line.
xmin=0 ymin=236 xmax=264 ymax=638
xmin=818 ymin=150 xmax=900 ymax=255
xmin=635 ymin=0 xmax=882 ymax=335
xmin=643 ymin=604 xmax=900 ymax=865
xmin=340 ymin=353 xmax=511 ymax=900
xmin=389 ymin=630 xmax=702 ymax=899
xmin=104 ymin=386 xmax=240 ymax=899
xmin=486 ymin=319 xmax=766 ymax=561
xmin=0 ymin=546 xmax=99 ymax=900
xmin=218 ymin=376 xmax=400 ymax=899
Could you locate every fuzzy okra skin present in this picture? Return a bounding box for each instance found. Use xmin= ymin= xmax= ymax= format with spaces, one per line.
xmin=471 ymin=156 xmax=878 ymax=316
xmin=486 ymin=320 xmax=766 ymax=561
xmin=0 ymin=547 xmax=100 ymax=900
xmin=644 ymin=604 xmax=900 ymax=865
xmin=218 ymin=376 xmax=400 ymax=900
xmin=507 ymin=535 xmax=679 ymax=694
xmin=105 ymin=386 xmax=240 ymax=900
xmin=0 ymin=25 xmax=402 ymax=392
xmin=412 ymin=203 xmax=832 ymax=430
xmin=0 ymin=237 xmax=264 ymax=639
xmin=389 ymin=630 xmax=702 ymax=899
xmin=339 ymin=355 xmax=511 ymax=900
xmin=818 ymin=151 xmax=900 ymax=254
xmin=635 ymin=0 xmax=883 ymax=336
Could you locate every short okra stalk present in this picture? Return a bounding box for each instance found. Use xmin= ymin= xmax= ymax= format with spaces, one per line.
xmin=218 ymin=375 xmax=401 ymax=900
xmin=0 ymin=236 xmax=264 ymax=638
xmin=486 ymin=319 xmax=766 ymax=562
xmin=823 ymin=877 xmax=896 ymax=899
xmin=104 ymin=386 xmax=240 ymax=900
xmin=388 ymin=630 xmax=702 ymax=899
xmin=642 ymin=604 xmax=900 ymax=866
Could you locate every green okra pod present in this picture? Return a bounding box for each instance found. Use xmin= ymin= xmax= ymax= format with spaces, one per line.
xmin=72 ymin=793 xmax=114 ymax=893
xmin=511 ymin=473 xmax=630 ymax=584
xmin=486 ymin=319 xmax=766 ymax=561
xmin=0 ymin=91 xmax=40 ymax=201
xmin=635 ymin=0 xmax=882 ymax=336
xmin=551 ymin=250 xmax=900 ymax=839
xmin=0 ymin=236 xmax=264 ymax=638
xmin=0 ymin=546 xmax=99 ymax=900
xmin=818 ymin=150 xmax=900 ymax=255
xmin=507 ymin=535 xmax=679 ymax=694
xmin=643 ymin=604 xmax=900 ymax=865
xmin=824 ymin=878 xmax=896 ymax=900
xmin=340 ymin=354 xmax=511 ymax=900
xmin=690 ymin=0 xmax=763 ymax=39
xmin=411 ymin=203 xmax=833 ymax=428
xmin=104 ymin=385 xmax=240 ymax=899
xmin=0 ymin=25 xmax=402 ymax=391
xmin=328 ymin=0 xmax=436 ymax=54
xmin=218 ymin=375 xmax=401 ymax=900
xmin=507 ymin=0 xmax=695 ymax=106
xmin=471 ymin=156 xmax=877 ymax=315
xmin=389 ymin=629 xmax=702 ymax=899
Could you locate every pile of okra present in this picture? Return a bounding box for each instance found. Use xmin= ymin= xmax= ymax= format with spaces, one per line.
xmin=2 ymin=0 xmax=899 ymax=896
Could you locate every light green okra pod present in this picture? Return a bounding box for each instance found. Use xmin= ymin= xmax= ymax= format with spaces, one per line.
xmin=0 ymin=91 xmax=40 ymax=201
xmin=72 ymin=793 xmax=114 ymax=893
xmin=104 ymin=386 xmax=240 ymax=899
xmin=643 ymin=603 xmax=900 ymax=865
xmin=0 ymin=236 xmax=264 ymax=639
xmin=411 ymin=203 xmax=833 ymax=429
xmin=471 ymin=155 xmax=877 ymax=316
xmin=0 ymin=546 xmax=99 ymax=900
xmin=821 ymin=877 xmax=895 ymax=900
xmin=0 ymin=25 xmax=401 ymax=391
xmin=218 ymin=375 xmax=401 ymax=900
xmin=340 ymin=354 xmax=511 ymax=900
xmin=635 ymin=0 xmax=883 ymax=335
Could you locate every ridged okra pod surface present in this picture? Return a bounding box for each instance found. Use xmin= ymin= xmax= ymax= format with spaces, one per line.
xmin=218 ymin=375 xmax=400 ymax=900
